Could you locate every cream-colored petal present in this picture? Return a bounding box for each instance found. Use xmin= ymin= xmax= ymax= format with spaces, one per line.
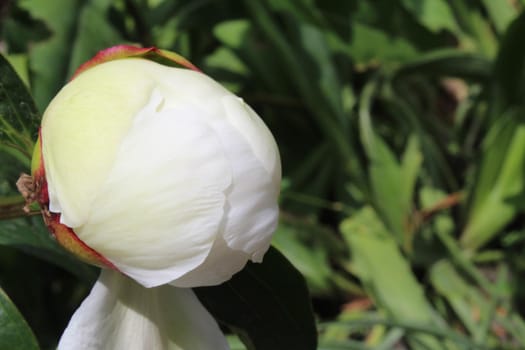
xmin=150 ymin=67 xmax=230 ymax=109
xmin=75 ymin=89 xmax=232 ymax=288
xmin=58 ymin=270 xmax=229 ymax=350
xmin=43 ymin=60 xmax=157 ymax=228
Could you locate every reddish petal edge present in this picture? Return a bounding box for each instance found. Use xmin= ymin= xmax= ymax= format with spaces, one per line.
xmin=46 ymin=213 xmax=119 ymax=270
xmin=71 ymin=45 xmax=200 ymax=80
xmin=33 ymin=130 xmax=118 ymax=270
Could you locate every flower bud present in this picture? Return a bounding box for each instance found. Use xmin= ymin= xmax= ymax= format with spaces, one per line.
xmin=33 ymin=46 xmax=281 ymax=288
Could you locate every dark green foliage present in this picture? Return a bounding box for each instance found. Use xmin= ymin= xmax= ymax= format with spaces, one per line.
xmin=0 ymin=54 xmax=38 ymax=163
xmin=195 ymin=247 xmax=317 ymax=350
xmin=0 ymin=286 xmax=39 ymax=350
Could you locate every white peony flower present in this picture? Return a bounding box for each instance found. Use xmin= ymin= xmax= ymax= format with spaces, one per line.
xmin=27 ymin=46 xmax=281 ymax=350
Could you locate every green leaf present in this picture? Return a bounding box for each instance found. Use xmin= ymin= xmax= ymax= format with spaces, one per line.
xmin=298 ymin=23 xmax=345 ymax=126
xmin=366 ymin=136 xmax=408 ymax=240
xmin=341 ymin=207 xmax=451 ymax=350
xmin=212 ymin=19 xmax=289 ymax=95
xmin=400 ymin=135 xmax=423 ymax=206
xmin=0 ymin=218 xmax=97 ymax=282
xmin=321 ymin=316 xmax=493 ymax=350
xmin=489 ymin=11 xmax=525 ymax=120
xmin=379 ymin=91 xmax=459 ymax=190
xmin=2 ymin=2 xmax=52 ymax=54
xmin=393 ymin=49 xmax=491 ymax=82
xmin=19 ymin=0 xmax=82 ymax=110
xmin=20 ymin=0 xmax=124 ymax=111
xmin=0 ymin=286 xmax=39 ymax=350
xmin=462 ymin=108 xmax=525 ymax=250
xmin=214 ymin=19 xmax=250 ymax=48
xmin=5 ymin=54 xmax=30 ymax=87
xmin=194 ymin=247 xmax=317 ymax=350
xmin=66 ymin=0 xmax=127 ymax=78
xmin=272 ymin=223 xmax=335 ymax=296
xmin=463 ymin=14 xmax=525 ymax=251
xmin=0 ymin=54 xmax=39 ymax=166
xmin=205 ymin=47 xmax=249 ymax=77
xmin=480 ymin=0 xmax=517 ymax=34
xmin=400 ymin=0 xmax=459 ymax=34
xmin=329 ymin=21 xmax=419 ymax=68
xmin=447 ymin=1 xmax=497 ymax=58
xmin=359 ymin=82 xmax=422 ymax=246
xmin=430 ymin=259 xmax=488 ymax=337
xmin=244 ymin=0 xmax=354 ymax=162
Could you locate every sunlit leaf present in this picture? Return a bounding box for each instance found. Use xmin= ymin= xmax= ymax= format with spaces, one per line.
xmin=400 ymin=0 xmax=460 ymax=34
xmin=480 ymin=0 xmax=518 ymax=34
xmin=328 ymin=22 xmax=418 ymax=68
xmin=341 ymin=207 xmax=451 ymax=350
xmin=359 ymin=83 xmax=422 ymax=246
xmin=430 ymin=259 xmax=488 ymax=336
xmin=462 ymin=108 xmax=525 ymax=250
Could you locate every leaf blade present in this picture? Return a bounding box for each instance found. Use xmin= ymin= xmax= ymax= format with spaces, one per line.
xmin=194 ymin=247 xmax=317 ymax=350
xmin=0 ymin=54 xmax=39 ymax=162
xmin=0 ymin=286 xmax=39 ymax=350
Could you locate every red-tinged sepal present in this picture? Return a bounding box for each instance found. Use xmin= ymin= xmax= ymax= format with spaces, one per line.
xmin=45 ymin=213 xmax=118 ymax=269
xmin=71 ymin=45 xmax=200 ymax=80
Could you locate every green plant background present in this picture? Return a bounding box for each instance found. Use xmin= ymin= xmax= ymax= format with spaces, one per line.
xmin=2 ymin=0 xmax=525 ymax=349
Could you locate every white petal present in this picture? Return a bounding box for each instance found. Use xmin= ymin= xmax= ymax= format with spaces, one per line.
xmin=200 ymin=96 xmax=280 ymax=261
xmin=170 ymin=235 xmax=249 ymax=287
xmin=75 ymin=89 xmax=232 ymax=288
xmin=58 ymin=270 xmax=229 ymax=350
xmin=221 ymin=95 xmax=281 ymax=187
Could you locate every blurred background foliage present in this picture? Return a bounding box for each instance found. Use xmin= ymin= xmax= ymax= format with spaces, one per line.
xmin=1 ymin=0 xmax=525 ymax=349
